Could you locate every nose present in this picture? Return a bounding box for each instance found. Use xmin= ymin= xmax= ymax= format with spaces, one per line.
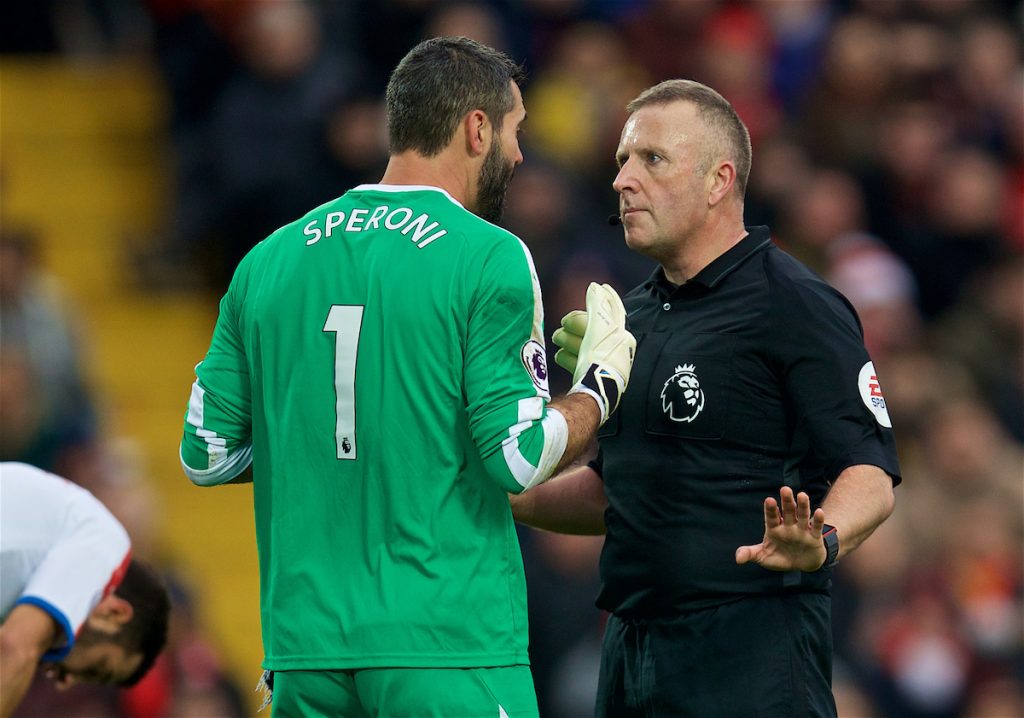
xmin=612 ymin=159 xmax=635 ymax=195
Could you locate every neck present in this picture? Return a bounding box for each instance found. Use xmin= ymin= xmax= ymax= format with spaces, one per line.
xmin=379 ymin=150 xmax=475 ymax=209
xmin=660 ymin=205 xmax=747 ymax=285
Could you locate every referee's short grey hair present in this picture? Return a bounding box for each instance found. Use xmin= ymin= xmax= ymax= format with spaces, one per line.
xmin=627 ymin=80 xmax=752 ymax=198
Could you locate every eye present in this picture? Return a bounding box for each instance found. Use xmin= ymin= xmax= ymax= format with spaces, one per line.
xmin=646 ymin=152 xmax=663 ymax=165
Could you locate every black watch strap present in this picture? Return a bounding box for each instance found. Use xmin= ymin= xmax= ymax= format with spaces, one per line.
xmin=822 ymin=524 xmax=839 ymax=568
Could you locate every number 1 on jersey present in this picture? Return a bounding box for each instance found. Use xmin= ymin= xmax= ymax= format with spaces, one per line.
xmin=323 ymin=305 xmax=364 ymax=460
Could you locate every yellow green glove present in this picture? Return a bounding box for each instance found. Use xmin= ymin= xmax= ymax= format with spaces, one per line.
xmin=553 ymin=283 xmax=636 ymax=424
xmin=552 ymin=310 xmax=587 ymax=374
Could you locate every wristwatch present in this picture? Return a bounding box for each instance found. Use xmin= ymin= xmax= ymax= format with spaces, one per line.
xmin=821 ymin=524 xmax=840 ymax=568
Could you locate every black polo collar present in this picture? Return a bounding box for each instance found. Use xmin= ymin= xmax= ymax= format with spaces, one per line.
xmin=645 ymin=226 xmax=772 ymax=298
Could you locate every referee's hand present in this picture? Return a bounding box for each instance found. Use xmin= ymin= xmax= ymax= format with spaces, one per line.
xmin=734 ymin=486 xmax=828 ymax=572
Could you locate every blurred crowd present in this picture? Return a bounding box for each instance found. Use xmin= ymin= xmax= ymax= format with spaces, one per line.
xmin=2 ymin=0 xmax=1022 ymax=717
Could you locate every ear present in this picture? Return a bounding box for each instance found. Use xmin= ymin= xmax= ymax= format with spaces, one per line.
xmin=463 ymin=109 xmax=490 ymax=158
xmin=708 ymin=160 xmax=737 ymax=207
xmin=86 ymin=594 xmax=134 ymax=633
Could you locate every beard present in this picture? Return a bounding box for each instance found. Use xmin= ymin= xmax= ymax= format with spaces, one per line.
xmin=475 ymin=137 xmax=516 ymax=224
xmin=71 ymin=623 xmax=119 ymax=652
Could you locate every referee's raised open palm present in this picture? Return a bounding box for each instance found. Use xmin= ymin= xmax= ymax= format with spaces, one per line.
xmin=735 ymin=486 xmax=828 ymax=572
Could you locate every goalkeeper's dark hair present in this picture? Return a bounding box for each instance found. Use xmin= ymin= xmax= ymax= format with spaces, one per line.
xmin=386 ymin=36 xmax=525 ymax=157
xmin=113 ymin=560 xmax=170 ymax=687
xmin=627 ymin=79 xmax=752 ymax=198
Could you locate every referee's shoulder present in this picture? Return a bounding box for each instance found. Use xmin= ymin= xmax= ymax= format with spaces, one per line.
xmin=762 ymin=245 xmax=861 ymax=326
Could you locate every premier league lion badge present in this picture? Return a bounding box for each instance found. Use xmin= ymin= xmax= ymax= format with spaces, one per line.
xmin=660 ymin=364 xmax=705 ymax=423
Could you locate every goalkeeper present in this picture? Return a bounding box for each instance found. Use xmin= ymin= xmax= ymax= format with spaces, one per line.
xmin=180 ymin=37 xmax=634 ymax=718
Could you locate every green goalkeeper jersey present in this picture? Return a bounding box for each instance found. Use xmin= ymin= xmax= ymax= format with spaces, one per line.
xmin=180 ymin=185 xmax=568 ymax=670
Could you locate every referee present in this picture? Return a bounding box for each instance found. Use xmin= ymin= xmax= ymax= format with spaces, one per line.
xmin=512 ymin=80 xmax=901 ymax=718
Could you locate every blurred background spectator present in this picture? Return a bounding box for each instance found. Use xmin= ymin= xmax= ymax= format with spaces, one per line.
xmin=0 ymin=228 xmax=100 ymax=481
xmin=2 ymin=0 xmax=1021 ymax=715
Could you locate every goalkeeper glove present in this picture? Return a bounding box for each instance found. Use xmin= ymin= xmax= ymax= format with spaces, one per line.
xmin=552 ymin=310 xmax=587 ymax=375
xmin=552 ymin=283 xmax=636 ymax=424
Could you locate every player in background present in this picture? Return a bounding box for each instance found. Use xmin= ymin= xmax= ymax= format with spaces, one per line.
xmin=180 ymin=36 xmax=635 ymax=718
xmin=0 ymin=462 xmax=170 ymax=718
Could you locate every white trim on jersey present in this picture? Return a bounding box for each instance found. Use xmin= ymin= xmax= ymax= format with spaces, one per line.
xmin=182 ymin=378 xmax=253 ymax=486
xmin=512 ymin=238 xmax=549 ymax=399
xmin=501 ymin=399 xmax=568 ymax=491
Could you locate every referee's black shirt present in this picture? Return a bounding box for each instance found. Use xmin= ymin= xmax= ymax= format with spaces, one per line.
xmin=592 ymin=226 xmax=901 ymax=619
